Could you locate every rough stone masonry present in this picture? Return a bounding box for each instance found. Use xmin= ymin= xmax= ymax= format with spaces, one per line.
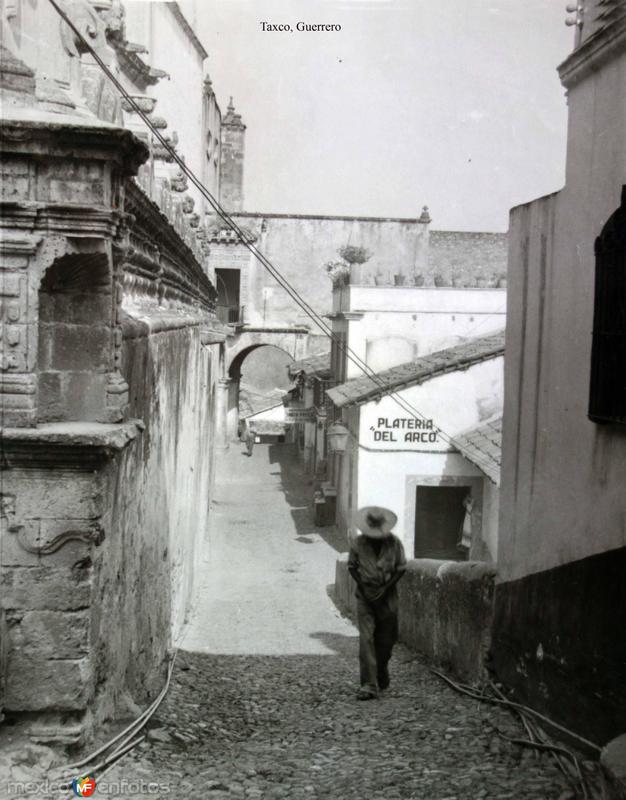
xmin=0 ymin=19 xmax=223 ymax=744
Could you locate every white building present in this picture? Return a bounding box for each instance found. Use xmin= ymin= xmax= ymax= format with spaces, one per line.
xmin=492 ymin=0 xmax=626 ymax=748
xmin=327 ymin=333 xmax=504 ymax=560
xmin=329 ymin=283 xmax=507 ymax=384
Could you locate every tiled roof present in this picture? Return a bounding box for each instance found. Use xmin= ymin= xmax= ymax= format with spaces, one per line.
xmin=240 ymin=385 xmax=285 ymax=417
xmin=326 ymin=331 xmax=505 ymax=408
xmin=287 ymin=351 xmax=331 ymax=379
xmin=250 ymin=420 xmax=286 ymax=436
xmin=454 ymin=416 xmax=502 ymax=485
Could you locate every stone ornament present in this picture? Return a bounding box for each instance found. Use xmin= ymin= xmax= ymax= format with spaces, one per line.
xmin=60 ymin=0 xmax=113 ymax=64
xmin=9 ymin=522 xmax=105 ymax=555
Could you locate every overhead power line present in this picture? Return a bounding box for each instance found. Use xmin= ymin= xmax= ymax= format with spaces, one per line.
xmin=44 ymin=0 xmax=501 ymax=474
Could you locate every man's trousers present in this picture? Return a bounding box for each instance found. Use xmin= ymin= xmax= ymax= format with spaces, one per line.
xmin=356 ymin=589 xmax=399 ymax=694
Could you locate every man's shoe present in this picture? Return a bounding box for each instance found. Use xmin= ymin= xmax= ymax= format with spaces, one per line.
xmin=377 ymin=667 xmax=390 ymax=691
xmin=356 ymin=688 xmax=377 ymax=701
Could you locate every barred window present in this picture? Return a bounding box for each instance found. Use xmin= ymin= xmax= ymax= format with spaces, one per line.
xmin=589 ymin=186 xmax=626 ymax=425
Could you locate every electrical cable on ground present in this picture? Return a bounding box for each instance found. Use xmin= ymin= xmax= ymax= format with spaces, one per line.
xmin=49 ymin=650 xmax=177 ymax=792
xmin=430 ymin=668 xmax=606 ymax=800
xmin=430 ymin=668 xmax=600 ymax=754
xmin=44 ymin=0 xmax=502 ymax=477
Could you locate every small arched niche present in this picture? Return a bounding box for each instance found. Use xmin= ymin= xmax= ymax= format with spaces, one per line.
xmin=38 ymin=250 xmax=113 ymax=422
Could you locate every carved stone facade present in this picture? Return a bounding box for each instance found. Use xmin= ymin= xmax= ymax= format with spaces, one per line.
xmin=0 ymin=0 xmax=225 ymax=742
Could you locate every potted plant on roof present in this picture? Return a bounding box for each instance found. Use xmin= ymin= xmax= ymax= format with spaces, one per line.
xmin=338 ymin=245 xmax=371 ymax=266
xmin=325 ymin=259 xmax=351 ymax=287
xmin=325 ymin=245 xmax=372 ymax=287
xmin=339 ymin=244 xmax=372 ymax=285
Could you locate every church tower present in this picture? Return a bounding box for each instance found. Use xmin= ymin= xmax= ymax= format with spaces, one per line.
xmin=220 ymin=97 xmax=246 ymax=211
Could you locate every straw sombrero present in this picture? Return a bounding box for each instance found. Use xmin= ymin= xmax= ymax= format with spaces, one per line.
xmin=354 ymin=506 xmax=398 ymax=539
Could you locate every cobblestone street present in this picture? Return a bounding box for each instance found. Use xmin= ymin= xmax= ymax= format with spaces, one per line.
xmin=99 ymin=443 xmax=572 ymax=799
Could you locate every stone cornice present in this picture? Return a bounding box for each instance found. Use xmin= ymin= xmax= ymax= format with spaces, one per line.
xmin=0 ymin=420 xmax=144 ymax=470
xmin=559 ymin=12 xmax=626 ymax=88
xmin=200 ymin=326 xmax=228 ymax=345
xmin=0 ymin=118 xmax=148 ymax=176
xmin=206 ymin=223 xmax=257 ymax=244
xmin=236 ymin=325 xmax=311 ymax=335
xmin=0 ymin=201 xmax=122 ymax=239
xmin=124 ymin=181 xmax=217 ymax=311
xmin=111 ymin=40 xmax=168 ymax=90
xmin=121 ymin=310 xmax=216 ymax=337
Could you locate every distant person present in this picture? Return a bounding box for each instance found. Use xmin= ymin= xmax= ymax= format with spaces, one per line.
xmin=348 ymin=506 xmax=407 ymax=700
xmin=244 ymin=422 xmax=255 ymax=457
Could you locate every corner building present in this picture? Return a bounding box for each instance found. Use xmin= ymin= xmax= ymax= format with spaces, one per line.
xmin=493 ymin=0 xmax=626 ymax=746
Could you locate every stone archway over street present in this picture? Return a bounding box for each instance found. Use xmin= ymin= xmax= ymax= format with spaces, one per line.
xmin=217 ymin=326 xmax=325 ymax=443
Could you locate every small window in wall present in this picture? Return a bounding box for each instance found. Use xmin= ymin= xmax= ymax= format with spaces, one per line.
xmin=589 ymin=186 xmax=626 ymax=425
xmin=414 ymin=486 xmax=469 ymax=560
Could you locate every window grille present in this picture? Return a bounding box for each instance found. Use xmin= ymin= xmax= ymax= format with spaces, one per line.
xmin=589 ymin=186 xmax=626 ymax=425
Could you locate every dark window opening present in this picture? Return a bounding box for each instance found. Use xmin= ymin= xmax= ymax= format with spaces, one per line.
xmin=414 ymin=485 xmax=469 ymax=560
xmin=215 ymin=268 xmax=241 ymax=323
xmin=589 ymin=186 xmax=626 ymax=425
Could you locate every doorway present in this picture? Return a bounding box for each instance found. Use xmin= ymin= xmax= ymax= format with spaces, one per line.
xmin=414 ymin=485 xmax=469 ymax=560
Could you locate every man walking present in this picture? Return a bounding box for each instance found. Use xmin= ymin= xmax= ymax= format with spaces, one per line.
xmin=348 ymin=506 xmax=407 ymax=700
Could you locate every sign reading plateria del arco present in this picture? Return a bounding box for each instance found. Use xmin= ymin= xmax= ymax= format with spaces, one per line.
xmin=362 ymin=412 xmax=452 ymax=451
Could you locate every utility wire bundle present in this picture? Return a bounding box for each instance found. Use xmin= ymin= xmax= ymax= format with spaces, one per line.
xmin=46 ymin=0 xmax=501 ymax=477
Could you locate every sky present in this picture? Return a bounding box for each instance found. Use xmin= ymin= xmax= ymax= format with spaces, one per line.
xmin=192 ymin=0 xmax=574 ymax=232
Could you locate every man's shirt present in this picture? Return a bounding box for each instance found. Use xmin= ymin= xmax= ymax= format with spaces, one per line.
xmin=348 ymin=533 xmax=407 ymax=602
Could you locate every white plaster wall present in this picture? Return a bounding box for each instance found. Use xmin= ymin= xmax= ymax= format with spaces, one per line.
xmin=358 ymin=356 xmax=504 ymax=451
xmin=230 ymin=215 xmax=428 ymax=328
xmin=498 ymin=46 xmax=626 ymax=583
xmin=336 ymin=286 xmax=506 ymax=379
xmin=337 ymin=357 xmax=503 ymax=554
xmin=355 ymin=447 xmax=483 ymax=556
xmin=124 ymin=2 xmax=207 ymax=210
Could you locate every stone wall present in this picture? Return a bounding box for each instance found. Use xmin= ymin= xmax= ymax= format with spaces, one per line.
xmin=0 ymin=101 xmax=221 ymax=743
xmin=428 ymin=231 xmax=508 ymax=287
xmin=212 ymin=213 xmax=431 ymax=329
xmin=91 ymin=315 xmax=218 ymax=720
xmin=207 ymin=214 xmax=508 ymax=333
xmin=335 ymin=554 xmax=496 ymax=683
